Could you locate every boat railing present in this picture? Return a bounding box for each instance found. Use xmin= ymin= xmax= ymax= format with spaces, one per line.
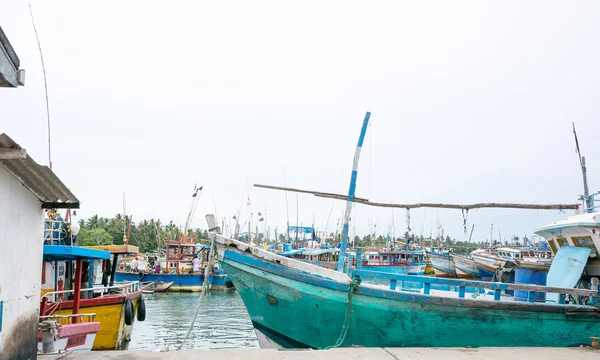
xmin=40 ymin=313 xmax=97 ymax=324
xmin=42 ymin=281 xmax=141 ymax=302
xmin=352 ymin=269 xmax=600 ymax=305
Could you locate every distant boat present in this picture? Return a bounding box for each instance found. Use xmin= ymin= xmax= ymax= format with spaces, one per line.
xmin=362 ymin=250 xmax=426 ymax=275
xmin=427 ymin=251 xmax=456 ymax=277
xmin=115 ymin=241 xmax=233 ymax=291
xmin=450 ymin=254 xmax=479 ymax=278
xmin=141 ymin=280 xmax=174 ymax=293
xmin=470 ymin=251 xmax=505 ymax=281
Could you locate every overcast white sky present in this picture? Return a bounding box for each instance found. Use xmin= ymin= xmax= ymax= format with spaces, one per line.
xmin=2 ymin=1 xmax=599 ymax=243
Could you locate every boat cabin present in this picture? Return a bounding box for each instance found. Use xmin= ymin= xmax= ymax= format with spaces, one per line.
xmin=364 ymin=251 xmax=425 ymax=266
xmin=535 ymin=211 xmax=600 ymax=277
xmin=495 ymin=248 xmax=523 ymax=260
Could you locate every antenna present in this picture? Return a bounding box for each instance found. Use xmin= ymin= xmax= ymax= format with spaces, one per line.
xmin=28 ymin=2 xmax=52 ymax=169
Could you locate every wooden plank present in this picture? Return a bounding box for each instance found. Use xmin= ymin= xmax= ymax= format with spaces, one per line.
xmin=424 ymin=283 xmax=431 ymax=295
xmin=353 ymin=270 xmax=598 ymax=297
xmin=254 ymin=184 xmax=580 ymax=210
xmin=0 ymin=148 xmax=26 ymax=159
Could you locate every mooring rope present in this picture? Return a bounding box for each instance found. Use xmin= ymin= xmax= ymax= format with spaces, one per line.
xmin=323 ymin=275 xmax=361 ymax=349
xmin=177 ymin=239 xmax=216 ymax=350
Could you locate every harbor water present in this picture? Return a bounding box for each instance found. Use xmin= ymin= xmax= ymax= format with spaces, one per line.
xmin=130 ymin=291 xmax=259 ymax=350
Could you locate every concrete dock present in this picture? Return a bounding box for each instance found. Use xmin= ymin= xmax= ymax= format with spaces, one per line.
xmin=44 ymin=347 xmax=599 ymax=360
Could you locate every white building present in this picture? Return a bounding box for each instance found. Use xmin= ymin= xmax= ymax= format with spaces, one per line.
xmin=0 ymin=133 xmax=79 ymax=360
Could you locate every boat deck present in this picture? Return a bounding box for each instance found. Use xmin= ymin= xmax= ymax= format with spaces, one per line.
xmin=42 ymin=347 xmax=599 ymax=360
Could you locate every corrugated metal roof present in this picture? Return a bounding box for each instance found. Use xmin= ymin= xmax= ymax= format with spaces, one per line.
xmin=0 ymin=133 xmax=80 ymax=208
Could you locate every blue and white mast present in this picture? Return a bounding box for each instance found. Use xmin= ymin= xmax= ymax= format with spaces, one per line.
xmin=337 ymin=112 xmax=371 ymax=272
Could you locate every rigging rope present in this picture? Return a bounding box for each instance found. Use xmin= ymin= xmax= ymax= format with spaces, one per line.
xmin=177 ymin=237 xmax=216 ymax=350
xmin=462 ymin=209 xmax=469 ymax=239
xmin=323 ymin=275 xmax=361 ymax=349
xmin=405 ymin=208 xmax=411 ymax=233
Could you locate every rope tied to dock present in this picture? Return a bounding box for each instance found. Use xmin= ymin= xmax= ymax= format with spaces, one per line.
xmin=324 ymin=275 xmax=361 ymax=349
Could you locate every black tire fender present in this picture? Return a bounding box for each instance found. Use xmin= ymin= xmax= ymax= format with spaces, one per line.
xmin=137 ymin=297 xmax=146 ymax=322
xmin=124 ymin=298 xmax=134 ymax=326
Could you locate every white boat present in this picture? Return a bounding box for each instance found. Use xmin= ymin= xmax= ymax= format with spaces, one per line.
xmin=535 ymin=211 xmax=600 ymax=276
xmin=471 ymin=251 xmax=506 ymax=280
xmin=450 ymin=254 xmax=479 ymax=278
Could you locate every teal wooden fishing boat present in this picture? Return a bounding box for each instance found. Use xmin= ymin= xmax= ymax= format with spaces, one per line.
xmin=215 ymin=235 xmax=600 ymax=348
xmin=213 ymin=113 xmax=600 ymax=349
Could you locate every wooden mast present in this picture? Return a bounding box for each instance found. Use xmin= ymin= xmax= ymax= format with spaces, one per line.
xmin=337 ymin=112 xmax=371 ymax=272
xmin=253 ymin=184 xmax=579 ymax=210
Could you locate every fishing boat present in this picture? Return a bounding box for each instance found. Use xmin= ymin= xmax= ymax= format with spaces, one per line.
xmin=362 ymin=250 xmax=426 ymax=275
xmin=470 ymin=250 xmax=505 ymax=281
xmin=115 ymin=240 xmax=233 ymax=291
xmin=141 ymin=280 xmax=174 ymax=293
xmin=450 ymin=253 xmax=480 ymax=278
xmin=226 ymin=112 xmax=600 ymax=348
xmin=536 ymin=210 xmax=600 ymax=277
xmin=40 ymin=242 xmax=144 ymax=351
xmin=427 ymin=250 xmax=457 ymax=277
xmin=212 ymin=233 xmax=600 ymax=348
xmin=38 ymin=314 xmax=100 ymax=353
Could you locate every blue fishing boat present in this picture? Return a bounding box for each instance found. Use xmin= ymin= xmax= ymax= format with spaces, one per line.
xmin=427 ymin=251 xmax=457 ymax=277
xmin=214 ymin=234 xmax=600 ymax=348
xmin=115 ymin=240 xmax=233 ymax=291
xmin=226 ymin=112 xmax=600 ymax=348
xmin=362 ymin=250 xmax=426 ymax=275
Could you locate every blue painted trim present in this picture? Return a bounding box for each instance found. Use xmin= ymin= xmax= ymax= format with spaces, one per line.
xmin=43 ymin=245 xmax=111 ymax=261
xmin=356 ymin=112 xmax=371 ymax=147
xmin=222 ymin=249 xmax=592 ymax=314
xmin=0 ymin=300 xmax=3 ymax=332
xmin=115 ymin=271 xmax=206 ymax=286
xmin=347 ymin=171 xmax=357 ymax=202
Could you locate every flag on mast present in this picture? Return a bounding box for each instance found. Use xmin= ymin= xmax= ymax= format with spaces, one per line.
xmin=192 ymin=184 xmax=203 ymax=197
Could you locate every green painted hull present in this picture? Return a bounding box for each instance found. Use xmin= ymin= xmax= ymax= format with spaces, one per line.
xmin=221 ymin=249 xmax=600 ymax=349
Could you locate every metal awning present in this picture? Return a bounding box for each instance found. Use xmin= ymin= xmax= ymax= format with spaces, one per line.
xmin=43 ymin=245 xmax=111 ymax=261
xmin=83 ymin=244 xmax=140 ymax=255
xmin=0 ymin=133 xmax=80 ymax=208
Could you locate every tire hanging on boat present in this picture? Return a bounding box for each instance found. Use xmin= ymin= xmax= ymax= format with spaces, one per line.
xmin=124 ymin=299 xmax=134 ymax=326
xmin=137 ymin=272 xmax=145 ymax=281
xmin=137 ymin=297 xmax=146 ymax=322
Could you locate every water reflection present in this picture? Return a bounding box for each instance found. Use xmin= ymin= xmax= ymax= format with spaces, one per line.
xmin=130 ymin=291 xmax=259 ymax=350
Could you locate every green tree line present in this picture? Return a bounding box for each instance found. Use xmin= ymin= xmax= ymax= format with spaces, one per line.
xmin=77 ymin=214 xmax=211 ymax=252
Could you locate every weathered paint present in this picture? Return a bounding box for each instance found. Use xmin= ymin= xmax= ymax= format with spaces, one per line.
xmin=53 ymin=295 xmax=139 ymax=350
xmin=0 ymin=166 xmax=44 ymax=360
xmin=221 ymin=247 xmax=600 ymax=349
xmin=427 ymin=252 xmax=456 ymax=277
xmin=451 ymin=254 xmax=480 ymax=278
xmin=115 ymin=272 xmax=204 ymax=291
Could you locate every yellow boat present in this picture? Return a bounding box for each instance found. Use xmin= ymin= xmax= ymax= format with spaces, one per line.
xmin=41 ymin=241 xmax=144 ymax=350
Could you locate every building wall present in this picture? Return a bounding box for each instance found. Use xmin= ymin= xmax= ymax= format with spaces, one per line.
xmin=0 ymin=166 xmax=44 ymax=360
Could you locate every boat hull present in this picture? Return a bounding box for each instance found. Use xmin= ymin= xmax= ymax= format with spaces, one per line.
xmin=115 ymin=271 xmax=234 ymax=291
xmin=451 ymin=254 xmax=480 ymax=278
xmin=220 ymin=246 xmax=600 ymax=349
xmin=50 ymin=292 xmax=140 ymax=350
xmin=428 ymin=253 xmax=456 ymax=277
xmin=471 ymin=255 xmax=506 ymax=281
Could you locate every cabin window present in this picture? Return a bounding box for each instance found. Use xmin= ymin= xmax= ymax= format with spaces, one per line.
xmin=572 ymin=237 xmax=598 ymax=258
xmin=556 ymin=238 xmax=567 ymax=247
